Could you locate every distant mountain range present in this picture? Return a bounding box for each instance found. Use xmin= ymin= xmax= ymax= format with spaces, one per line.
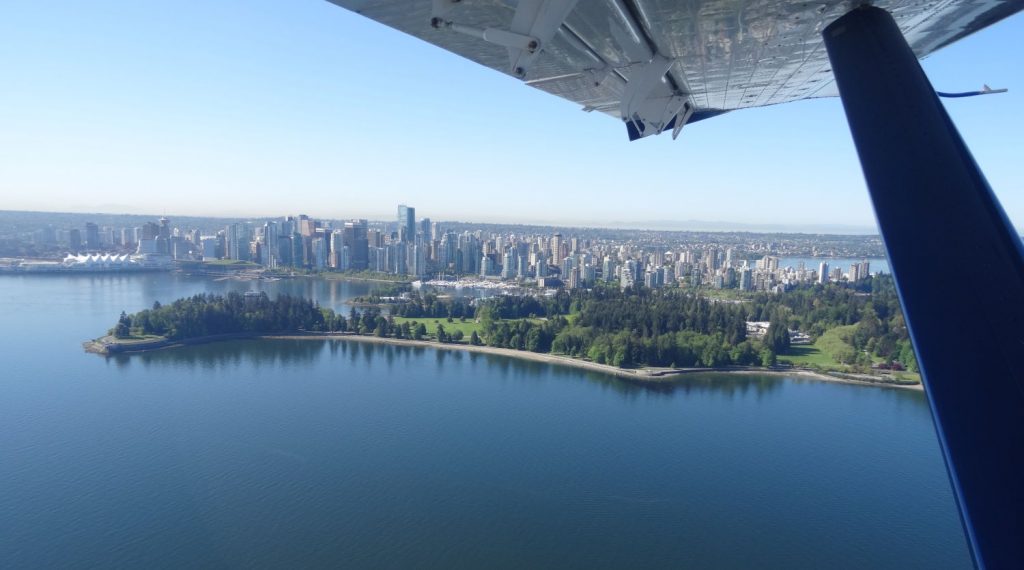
xmin=602 ymin=219 xmax=881 ymax=235
xmin=1 ymin=209 xmax=881 ymax=236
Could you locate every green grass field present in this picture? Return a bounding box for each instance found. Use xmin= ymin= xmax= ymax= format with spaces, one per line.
xmin=699 ymin=288 xmax=757 ymax=301
xmin=778 ymin=324 xmax=858 ymax=369
xmin=890 ymin=371 xmax=923 ymax=384
xmin=778 ymin=344 xmax=835 ymax=368
xmin=388 ymin=317 xmax=548 ymax=341
xmin=390 ymin=316 xmax=484 ymax=339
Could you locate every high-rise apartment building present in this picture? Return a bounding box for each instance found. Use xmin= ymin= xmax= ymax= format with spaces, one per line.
xmin=225 ymin=224 xmax=241 ymax=260
xmin=343 ymin=220 xmax=369 ymax=270
xmin=397 ymin=205 xmax=415 ymax=243
xmin=85 ymin=223 xmax=100 ymax=250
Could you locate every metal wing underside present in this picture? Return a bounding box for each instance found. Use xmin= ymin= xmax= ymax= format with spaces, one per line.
xmin=327 ymin=0 xmax=1022 ymax=140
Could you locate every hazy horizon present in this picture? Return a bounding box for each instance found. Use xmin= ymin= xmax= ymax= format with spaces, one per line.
xmin=0 ymin=207 xmax=881 ymax=235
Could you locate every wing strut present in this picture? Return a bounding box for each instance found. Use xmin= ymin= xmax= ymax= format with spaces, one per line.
xmin=823 ymin=7 xmax=1024 ymax=569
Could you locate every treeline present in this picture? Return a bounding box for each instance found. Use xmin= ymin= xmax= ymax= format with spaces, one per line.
xmin=476 ymin=291 xmax=573 ymax=319
xmin=115 ymin=292 xmax=347 ymax=340
xmin=387 ymin=289 xmax=573 ymax=320
xmin=576 ymin=331 xmax=772 ymax=368
xmin=345 ymin=306 xmax=466 ymax=343
xmin=747 ymin=276 xmax=916 ymax=370
xmin=465 ymin=286 xmax=775 ymax=368
xmin=478 ymin=317 xmax=566 ymax=353
xmin=351 ymin=283 xmax=412 ymax=304
xmin=115 ymin=275 xmax=916 ymax=372
xmin=467 ymin=277 xmax=913 ymax=370
xmin=538 ymin=285 xmax=777 ymax=368
xmin=389 ymin=293 xmax=474 ymax=319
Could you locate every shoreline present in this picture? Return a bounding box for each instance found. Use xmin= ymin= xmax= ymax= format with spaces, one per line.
xmin=85 ymin=332 xmax=922 ymax=391
xmin=318 ymin=274 xmax=413 ymax=284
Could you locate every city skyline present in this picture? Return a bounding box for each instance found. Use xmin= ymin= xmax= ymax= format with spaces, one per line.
xmin=1 ymin=205 xmax=887 ymax=296
xmin=1 ymin=2 xmax=1021 ymax=229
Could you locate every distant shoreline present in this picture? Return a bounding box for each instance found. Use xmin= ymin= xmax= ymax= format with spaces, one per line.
xmin=85 ymin=332 xmax=921 ymax=391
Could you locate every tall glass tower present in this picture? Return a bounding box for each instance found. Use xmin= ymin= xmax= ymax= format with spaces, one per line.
xmin=397 ymin=204 xmax=415 ymax=243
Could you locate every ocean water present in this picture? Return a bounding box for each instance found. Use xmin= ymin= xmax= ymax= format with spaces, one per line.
xmin=777 ymin=256 xmax=889 ymax=274
xmin=0 ymin=273 xmax=968 ymax=568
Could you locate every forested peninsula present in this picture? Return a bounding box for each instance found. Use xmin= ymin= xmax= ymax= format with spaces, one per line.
xmin=87 ymin=276 xmax=919 ymax=387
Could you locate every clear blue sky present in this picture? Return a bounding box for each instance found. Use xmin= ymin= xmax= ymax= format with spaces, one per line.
xmin=1 ymin=1 xmax=1020 ymax=230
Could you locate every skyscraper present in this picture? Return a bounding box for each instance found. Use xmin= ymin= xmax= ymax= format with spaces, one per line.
xmin=330 ymin=231 xmax=344 ymax=269
xmin=312 ymin=236 xmax=328 ymax=270
xmin=225 ymin=224 xmax=241 ymax=260
xmin=501 ymin=249 xmax=515 ymax=279
xmin=397 ymin=204 xmax=415 ymax=243
xmin=343 ymin=220 xmax=369 ymax=270
xmin=263 ymin=222 xmax=279 ymax=268
xmin=410 ymin=244 xmax=427 ymax=277
xmin=367 ymin=229 xmax=383 ymax=249
xmin=550 ymin=233 xmax=562 ymax=261
xmin=157 ymin=217 xmax=171 ymax=255
xmin=85 ymin=223 xmax=100 ymax=250
xmin=602 ymin=257 xmax=617 ymax=282
xmin=740 ymin=267 xmax=753 ymax=291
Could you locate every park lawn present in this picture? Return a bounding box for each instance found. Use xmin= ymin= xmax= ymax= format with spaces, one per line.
xmin=389 ymin=316 xmax=547 ymax=341
xmin=777 ymin=344 xmax=836 ymax=368
xmin=890 ymin=371 xmax=922 ymax=384
xmin=390 ymin=316 xmax=484 ymax=339
xmin=700 ymin=288 xmax=757 ymax=302
xmin=778 ymin=324 xmax=859 ymax=369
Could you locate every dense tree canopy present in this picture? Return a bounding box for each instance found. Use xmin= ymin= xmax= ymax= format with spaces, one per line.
xmin=118 ymin=292 xmax=346 ymax=339
xmin=390 ymin=293 xmax=473 ymax=319
xmin=116 ymin=275 xmax=915 ymax=372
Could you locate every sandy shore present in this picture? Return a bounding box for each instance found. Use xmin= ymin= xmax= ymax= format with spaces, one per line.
xmin=87 ymin=331 xmax=921 ymax=391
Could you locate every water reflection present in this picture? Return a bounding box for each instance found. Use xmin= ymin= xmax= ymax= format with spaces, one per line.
xmin=112 ymin=339 xmax=328 ymax=371
xmin=105 ymin=338 xmax=815 ymax=401
xmin=131 ymin=274 xmax=376 ymax=314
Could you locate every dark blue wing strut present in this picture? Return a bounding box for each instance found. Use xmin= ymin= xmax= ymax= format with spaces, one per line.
xmin=824 ymin=7 xmax=1024 ymax=569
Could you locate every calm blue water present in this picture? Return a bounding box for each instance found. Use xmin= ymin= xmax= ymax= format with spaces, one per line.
xmin=0 ymin=273 xmax=968 ymax=568
xmin=777 ymin=256 xmax=890 ymax=274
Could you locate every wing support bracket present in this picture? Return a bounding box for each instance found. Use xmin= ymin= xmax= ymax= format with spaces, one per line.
xmin=620 ymin=54 xmax=695 ymax=140
xmin=430 ymin=19 xmax=538 ymax=54
xmin=431 ymin=0 xmax=579 ymax=78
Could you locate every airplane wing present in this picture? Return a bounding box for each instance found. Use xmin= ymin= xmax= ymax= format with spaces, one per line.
xmin=326 ymin=0 xmax=1022 ymax=140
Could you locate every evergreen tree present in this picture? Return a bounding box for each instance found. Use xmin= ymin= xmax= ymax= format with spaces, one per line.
xmin=113 ymin=311 xmax=131 ymax=338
